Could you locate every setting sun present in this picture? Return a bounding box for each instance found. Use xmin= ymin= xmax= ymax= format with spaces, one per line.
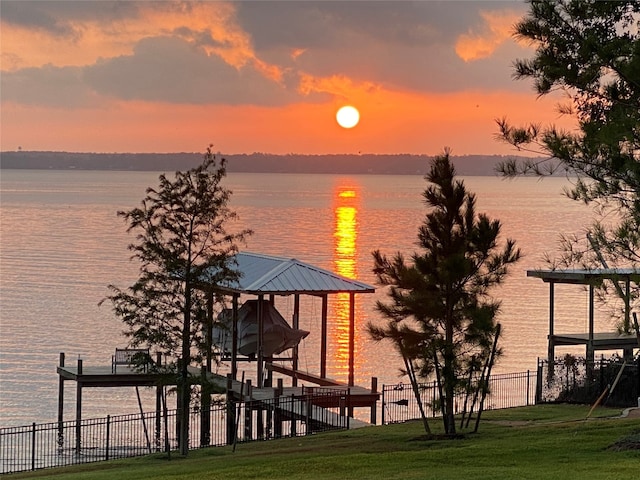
xmin=336 ymin=105 xmax=360 ymax=129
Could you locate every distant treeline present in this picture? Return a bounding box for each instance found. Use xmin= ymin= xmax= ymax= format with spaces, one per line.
xmin=0 ymin=151 xmax=537 ymax=176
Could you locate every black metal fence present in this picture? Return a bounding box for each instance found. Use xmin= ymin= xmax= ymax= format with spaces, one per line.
xmin=381 ymin=370 xmax=538 ymax=425
xmin=538 ymin=355 xmax=640 ymax=407
xmin=0 ymin=390 xmax=350 ymax=475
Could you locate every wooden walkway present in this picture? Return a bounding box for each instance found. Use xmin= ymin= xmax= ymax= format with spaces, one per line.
xmin=57 ymin=357 xmax=378 ymax=429
xmin=208 ymin=372 xmax=374 ymax=429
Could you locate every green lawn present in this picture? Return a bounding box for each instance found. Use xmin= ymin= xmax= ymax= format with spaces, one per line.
xmin=9 ymin=405 xmax=640 ymax=480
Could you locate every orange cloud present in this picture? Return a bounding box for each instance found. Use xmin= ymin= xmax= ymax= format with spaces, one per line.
xmin=0 ymin=1 xmax=283 ymax=83
xmin=252 ymin=59 xmax=285 ymax=84
xmin=291 ymin=48 xmax=306 ymax=60
xmin=455 ymin=10 xmax=521 ymax=62
xmin=297 ymin=73 xmax=379 ymax=100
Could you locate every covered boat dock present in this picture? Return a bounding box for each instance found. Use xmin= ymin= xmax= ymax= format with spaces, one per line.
xmin=201 ymin=252 xmax=379 ymax=417
xmin=57 ymin=251 xmax=380 ymax=444
xmin=527 ymin=268 xmax=640 ymax=364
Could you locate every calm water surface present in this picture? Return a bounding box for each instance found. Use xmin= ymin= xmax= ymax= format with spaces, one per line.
xmin=0 ymin=169 xmax=597 ymax=426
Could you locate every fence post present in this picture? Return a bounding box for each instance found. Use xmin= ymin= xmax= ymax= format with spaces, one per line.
xmin=381 ymin=385 xmax=385 ymax=425
xmin=105 ymin=415 xmax=111 ymax=461
xmin=598 ymin=355 xmax=605 ymax=398
xmin=535 ymin=359 xmax=543 ymax=404
xmin=370 ymin=377 xmax=378 ymax=425
xmin=432 ymin=380 xmax=437 ymax=417
xmin=31 ymin=422 xmax=36 ymax=471
xmin=526 ymin=370 xmax=530 ymax=406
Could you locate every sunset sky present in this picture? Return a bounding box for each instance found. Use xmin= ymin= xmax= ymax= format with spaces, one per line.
xmin=1 ymin=0 xmax=577 ymax=156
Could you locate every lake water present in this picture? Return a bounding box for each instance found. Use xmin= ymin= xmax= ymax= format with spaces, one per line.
xmin=0 ymin=169 xmax=598 ymax=427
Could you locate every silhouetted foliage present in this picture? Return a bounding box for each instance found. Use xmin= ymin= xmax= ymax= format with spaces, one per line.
xmin=496 ymin=0 xmax=640 ymax=332
xmin=101 ymin=147 xmax=252 ymax=455
xmin=368 ymin=151 xmax=521 ymax=435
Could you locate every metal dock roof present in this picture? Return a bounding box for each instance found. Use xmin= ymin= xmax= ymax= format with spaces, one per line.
xmin=527 ymin=268 xmax=640 ymax=284
xmin=215 ymin=251 xmax=376 ymax=295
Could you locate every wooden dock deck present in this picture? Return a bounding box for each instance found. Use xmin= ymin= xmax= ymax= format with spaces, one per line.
xmin=57 ymin=364 xmax=379 ymax=406
xmin=57 ymin=364 xmax=170 ymax=387
xmin=57 ymin=356 xmax=378 ymax=430
xmin=550 ymin=332 xmax=639 ymax=350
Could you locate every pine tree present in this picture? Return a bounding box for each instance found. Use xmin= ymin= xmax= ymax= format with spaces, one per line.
xmin=369 ymin=151 xmax=520 ymax=435
xmin=101 ymin=147 xmax=252 ymax=455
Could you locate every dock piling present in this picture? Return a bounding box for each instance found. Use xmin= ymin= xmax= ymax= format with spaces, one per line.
xmin=274 ymin=379 xmax=283 ymax=437
xmin=75 ymin=358 xmax=83 ymax=454
xmin=225 ymin=374 xmax=235 ymax=446
xmin=57 ymin=353 xmax=65 ymax=448
xmin=244 ymin=379 xmax=252 ymax=441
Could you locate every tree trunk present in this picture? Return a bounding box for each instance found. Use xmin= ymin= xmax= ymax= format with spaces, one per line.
xmin=432 ymin=351 xmax=447 ymax=430
xmin=474 ymin=324 xmax=501 ymax=433
xmin=401 ymin=346 xmax=431 ymax=435
xmin=444 ymin=314 xmax=456 ymax=435
xmin=179 ymin=283 xmax=192 ymax=456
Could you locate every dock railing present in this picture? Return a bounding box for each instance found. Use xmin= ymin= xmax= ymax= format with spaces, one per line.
xmin=381 ymin=370 xmax=538 ymax=425
xmin=0 ymin=389 xmax=350 ymax=475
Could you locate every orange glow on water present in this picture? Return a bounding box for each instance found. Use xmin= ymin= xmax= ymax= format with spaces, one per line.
xmin=338 ymin=190 xmax=356 ymax=198
xmin=335 ymin=206 xmax=357 ymax=278
xmin=331 ymin=181 xmax=360 ymax=381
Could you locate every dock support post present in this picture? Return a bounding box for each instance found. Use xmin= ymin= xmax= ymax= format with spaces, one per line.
xmin=587 ymin=285 xmax=595 ymax=381
xmin=57 ymin=352 xmax=65 ymax=449
xmin=155 ymin=353 xmax=162 ymax=450
xmin=623 ymin=277 xmax=633 ymax=360
xmin=370 ymin=377 xmax=378 ymax=425
xmin=292 ymin=294 xmax=300 ymax=387
xmin=348 ymin=293 xmax=355 ymax=387
xmin=200 ymin=365 xmax=211 ymax=447
xmin=244 ymin=379 xmax=253 ymax=441
xmin=320 ymin=294 xmax=328 ymax=379
xmin=265 ymin=367 xmax=273 ymax=437
xmin=175 ymin=358 xmax=183 ymax=448
xmin=75 ymin=358 xmax=83 ymax=454
xmin=206 ymin=290 xmax=214 ymax=374
xmin=290 ymin=393 xmax=297 ymax=436
xmin=226 ymin=374 xmax=235 ymax=445
xmin=274 ymin=379 xmax=283 ymax=438
xmin=547 ymin=282 xmax=555 ymax=380
xmin=348 ymin=293 xmax=355 ymax=417
xmin=256 ymin=403 xmax=264 ymax=440
xmin=232 ymin=294 xmax=239 ymax=380
xmin=305 ymin=395 xmax=312 ymax=436
xmin=257 ymin=295 xmax=265 ymax=388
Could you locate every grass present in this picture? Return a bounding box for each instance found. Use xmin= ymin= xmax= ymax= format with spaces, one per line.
xmin=8 ymin=405 xmax=640 ymax=480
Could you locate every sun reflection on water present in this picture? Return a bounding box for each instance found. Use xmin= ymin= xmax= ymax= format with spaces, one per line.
xmin=331 ymin=182 xmax=360 ymax=382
